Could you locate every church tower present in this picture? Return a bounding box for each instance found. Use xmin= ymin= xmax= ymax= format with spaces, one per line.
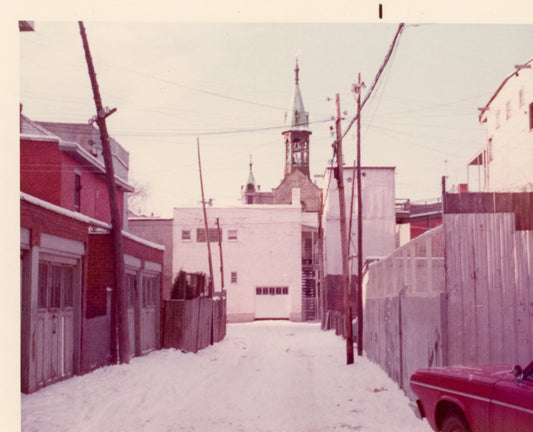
xmin=243 ymin=155 xmax=257 ymax=204
xmin=283 ymin=59 xmax=312 ymax=178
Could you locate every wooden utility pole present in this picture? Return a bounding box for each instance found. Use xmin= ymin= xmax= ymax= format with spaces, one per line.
xmin=197 ymin=137 xmax=215 ymax=297
xmin=216 ymin=217 xmax=225 ymax=292
xmin=354 ymin=74 xmax=364 ymax=356
xmin=79 ymin=21 xmax=131 ymax=363
xmin=334 ymin=93 xmax=354 ymax=365
xmin=318 ymin=191 xmax=327 ymax=330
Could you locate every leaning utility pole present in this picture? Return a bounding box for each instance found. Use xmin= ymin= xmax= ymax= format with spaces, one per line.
xmin=354 ymin=74 xmax=364 ymax=356
xmin=79 ymin=21 xmax=131 ymax=363
xmin=334 ymin=93 xmax=354 ymax=365
xmin=197 ymin=137 xmax=215 ymax=297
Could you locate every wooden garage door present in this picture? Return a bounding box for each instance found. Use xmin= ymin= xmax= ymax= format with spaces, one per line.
xmin=35 ymin=262 xmax=75 ymax=387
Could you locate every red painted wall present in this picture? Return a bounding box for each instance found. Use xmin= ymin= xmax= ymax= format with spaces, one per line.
xmin=20 ymin=139 xmax=62 ymax=206
xmin=86 ymin=234 xmax=164 ymax=319
xmin=410 ymin=217 xmax=442 ymax=239
xmin=21 ymin=138 xmax=124 ymax=225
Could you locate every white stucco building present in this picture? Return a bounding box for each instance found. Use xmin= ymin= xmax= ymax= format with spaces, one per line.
xmin=469 ymin=58 xmax=533 ymax=192
xmin=322 ymin=166 xmax=396 ymax=314
xmin=173 ymin=189 xmax=304 ymax=322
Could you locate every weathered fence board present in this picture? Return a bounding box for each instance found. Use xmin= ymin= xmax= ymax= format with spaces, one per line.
xmin=364 ymin=192 xmax=533 ymax=397
xmin=163 ymin=295 xmax=226 ymax=353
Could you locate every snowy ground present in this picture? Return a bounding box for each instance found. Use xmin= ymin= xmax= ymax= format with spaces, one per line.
xmin=21 ymin=321 xmax=432 ymax=432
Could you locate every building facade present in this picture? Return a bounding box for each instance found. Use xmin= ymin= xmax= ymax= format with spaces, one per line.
xmin=20 ymin=114 xmax=164 ymax=393
xmin=469 ymin=58 xmax=533 ymax=192
xmin=173 ymin=192 xmax=303 ymax=322
xmin=322 ymin=166 xmax=396 ymax=314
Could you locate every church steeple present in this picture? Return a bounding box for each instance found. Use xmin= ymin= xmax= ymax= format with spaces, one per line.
xmin=242 ymin=154 xmax=258 ymax=204
xmin=283 ymin=58 xmax=312 ymax=178
xmin=245 ymin=154 xmax=256 ymax=193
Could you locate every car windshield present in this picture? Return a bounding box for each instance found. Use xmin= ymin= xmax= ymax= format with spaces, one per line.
xmin=523 ymin=361 xmax=533 ymax=381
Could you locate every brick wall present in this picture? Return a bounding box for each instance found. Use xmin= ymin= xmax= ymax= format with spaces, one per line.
xmin=86 ymin=234 xmax=114 ymax=318
xmin=86 ymin=233 xmax=164 ymax=318
xmin=128 ymin=219 xmax=172 ymax=298
xmin=21 ymin=139 xmax=63 ymax=207
xmin=20 ymin=199 xmax=90 ymax=245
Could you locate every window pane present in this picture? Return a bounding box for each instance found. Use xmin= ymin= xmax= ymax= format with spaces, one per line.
xmin=181 ymin=230 xmax=191 ymax=240
xmin=38 ymin=263 xmax=48 ymax=309
xmin=228 ymin=230 xmax=238 ymax=240
xmin=143 ymin=278 xmax=149 ymax=307
xmin=276 ymin=287 xmax=281 ymax=295
xmin=152 ymin=277 xmax=159 ymax=306
xmin=197 ymin=228 xmax=219 ymax=242
xmin=196 ymin=228 xmax=206 ymax=242
xmin=208 ymin=228 xmax=219 ymax=242
xmin=269 ymin=287 xmax=275 ymax=295
xmin=62 ymin=266 xmax=74 ymax=308
xmin=282 ymin=287 xmax=289 ymax=295
xmin=50 ymin=265 xmax=61 ymax=309
xmin=231 ymin=272 xmax=237 ymax=283
xmin=127 ymin=274 xmax=136 ymax=308
xmin=256 ymin=287 xmax=261 ymax=295
xmin=262 ymin=287 xmax=269 ymax=295
xmin=74 ymin=173 xmax=81 ymax=212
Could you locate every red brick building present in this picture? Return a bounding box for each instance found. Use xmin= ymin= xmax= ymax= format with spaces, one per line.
xmin=20 ymin=114 xmax=164 ymax=393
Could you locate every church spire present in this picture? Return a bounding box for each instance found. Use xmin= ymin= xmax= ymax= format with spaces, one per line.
xmin=245 ymin=154 xmax=256 ymax=191
xmin=284 ymin=58 xmax=309 ymax=131
xmin=283 ymin=59 xmax=312 ymax=178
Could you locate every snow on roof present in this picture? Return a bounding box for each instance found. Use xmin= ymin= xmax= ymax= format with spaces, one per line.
xmin=21 ymin=192 xmax=111 ymax=229
xmin=122 ymin=230 xmax=165 ymax=251
xmin=21 ymin=192 xmax=164 ymax=251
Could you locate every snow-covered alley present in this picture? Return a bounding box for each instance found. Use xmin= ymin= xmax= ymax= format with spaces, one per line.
xmin=21 ymin=321 xmax=432 ymax=432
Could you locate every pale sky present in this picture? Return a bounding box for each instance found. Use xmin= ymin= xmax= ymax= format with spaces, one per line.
xmin=11 ymin=10 xmax=533 ymax=218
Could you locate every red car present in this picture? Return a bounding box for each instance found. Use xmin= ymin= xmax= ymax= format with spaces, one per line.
xmin=410 ymin=360 xmax=533 ymax=432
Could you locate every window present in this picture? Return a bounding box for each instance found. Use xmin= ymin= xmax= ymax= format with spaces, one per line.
xmin=62 ymin=266 xmax=74 ymax=308
xmin=256 ymin=286 xmax=289 ymax=296
xmin=196 ymin=228 xmax=219 ymax=243
xmin=142 ymin=276 xmax=159 ymax=308
xmin=74 ymin=172 xmax=81 ymax=212
xmin=126 ymin=274 xmax=137 ymax=308
xmin=38 ymin=262 xmax=76 ymax=310
xmin=49 ymin=265 xmax=62 ymax=309
xmin=228 ymin=230 xmax=238 ymax=241
xmin=231 ymin=272 xmax=238 ymax=283
xmin=506 ymin=101 xmax=511 ymax=120
xmin=487 ymin=138 xmax=494 ymax=162
xmin=519 ymin=88 xmax=525 ymax=108
xmin=38 ymin=263 xmax=48 ymax=309
xmin=181 ymin=230 xmax=191 ymax=241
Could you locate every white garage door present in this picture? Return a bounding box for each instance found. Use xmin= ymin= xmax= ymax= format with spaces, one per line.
xmin=254 ymin=286 xmax=290 ymax=319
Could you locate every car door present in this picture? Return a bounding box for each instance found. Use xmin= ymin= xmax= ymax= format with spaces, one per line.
xmin=491 ymin=374 xmax=533 ymax=431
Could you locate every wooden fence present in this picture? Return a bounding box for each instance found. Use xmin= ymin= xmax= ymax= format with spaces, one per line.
xmin=162 ymin=295 xmax=226 ymax=353
xmin=363 ymin=225 xmax=446 ymax=396
xmin=445 ymin=212 xmax=533 ymax=366
xmin=363 ymin=192 xmax=533 ymax=398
